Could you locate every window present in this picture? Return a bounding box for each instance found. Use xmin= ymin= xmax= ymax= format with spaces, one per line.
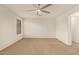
xmin=17 ymin=19 xmax=21 ymax=34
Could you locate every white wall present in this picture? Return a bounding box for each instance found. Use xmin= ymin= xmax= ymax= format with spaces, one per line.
xmin=24 ymin=17 xmax=56 ymax=38
xmin=56 ymin=14 xmax=71 ymax=45
xmin=71 ymin=16 xmax=79 ymax=43
xmin=0 ymin=5 xmax=23 ymax=50
xmin=56 ymin=5 xmax=79 ymax=45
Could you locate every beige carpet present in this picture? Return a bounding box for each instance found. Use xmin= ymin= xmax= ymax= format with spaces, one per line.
xmin=0 ymin=38 xmax=79 ymax=55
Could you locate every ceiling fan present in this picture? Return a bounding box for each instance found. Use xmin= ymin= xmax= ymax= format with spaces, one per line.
xmin=25 ymin=4 xmax=52 ymax=16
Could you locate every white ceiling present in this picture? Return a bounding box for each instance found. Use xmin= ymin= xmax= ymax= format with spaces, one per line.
xmin=71 ymin=12 xmax=79 ymax=16
xmin=5 ymin=4 xmax=77 ymax=19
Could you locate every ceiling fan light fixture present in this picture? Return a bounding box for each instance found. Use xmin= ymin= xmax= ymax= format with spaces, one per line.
xmin=25 ymin=4 xmax=52 ymax=16
xmin=37 ymin=10 xmax=40 ymax=12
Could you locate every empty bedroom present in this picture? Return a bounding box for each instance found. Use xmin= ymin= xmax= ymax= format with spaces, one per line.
xmin=0 ymin=4 xmax=79 ymax=55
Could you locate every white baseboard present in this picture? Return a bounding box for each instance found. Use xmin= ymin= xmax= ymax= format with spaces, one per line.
xmin=0 ymin=38 xmax=23 ymax=51
xmin=56 ymin=38 xmax=72 ymax=45
xmin=23 ymin=35 xmax=56 ymax=38
xmin=17 ymin=34 xmax=23 ymax=40
xmin=0 ymin=40 xmax=17 ymax=51
xmin=73 ymin=40 xmax=79 ymax=43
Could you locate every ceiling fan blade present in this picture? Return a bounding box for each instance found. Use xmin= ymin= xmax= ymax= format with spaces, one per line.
xmin=41 ymin=10 xmax=50 ymax=14
xmin=41 ymin=4 xmax=52 ymax=9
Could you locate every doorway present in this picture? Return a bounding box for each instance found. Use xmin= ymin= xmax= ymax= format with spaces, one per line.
xmin=70 ymin=12 xmax=79 ymax=44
